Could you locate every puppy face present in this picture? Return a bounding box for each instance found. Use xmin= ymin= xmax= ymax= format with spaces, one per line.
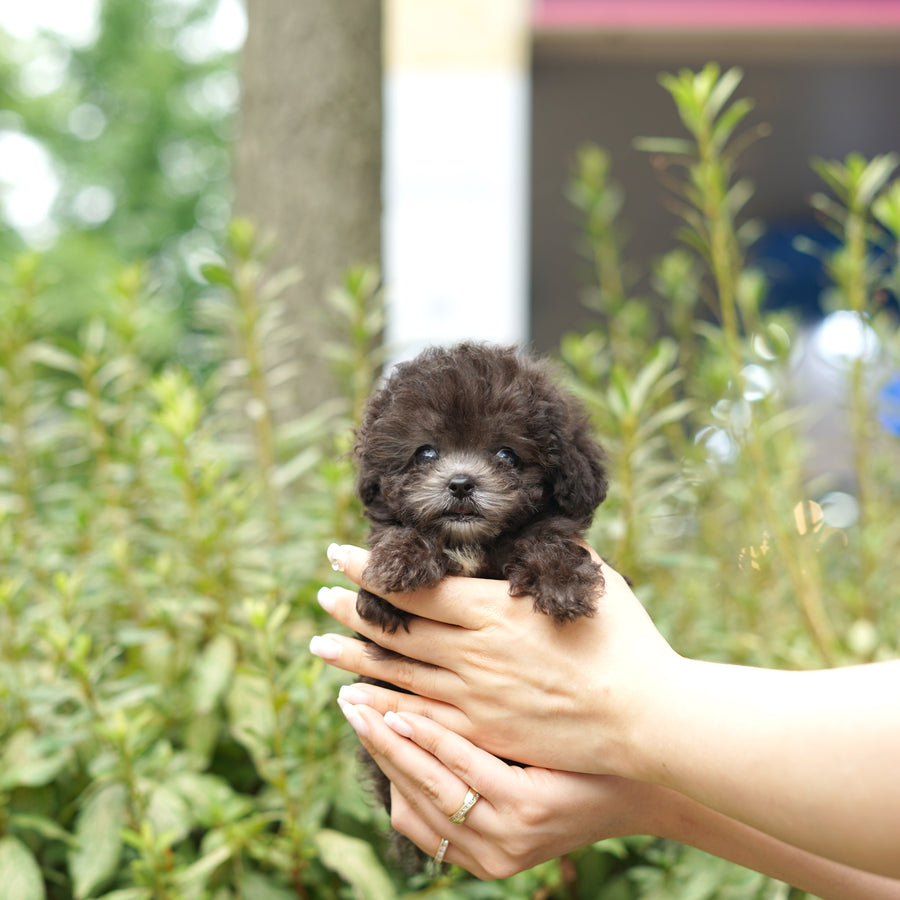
xmin=380 ymin=442 xmax=545 ymax=546
xmin=356 ymin=344 xmax=608 ymax=544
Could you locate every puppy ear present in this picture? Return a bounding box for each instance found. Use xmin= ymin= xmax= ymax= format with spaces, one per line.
xmin=356 ymin=467 xmax=380 ymax=507
xmin=354 ymin=436 xmax=383 ymax=508
xmin=354 ymin=386 xmax=391 ymax=515
xmin=551 ymin=421 xmax=608 ymax=521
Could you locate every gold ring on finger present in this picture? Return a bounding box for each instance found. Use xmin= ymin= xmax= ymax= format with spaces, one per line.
xmin=449 ymin=788 xmax=480 ymax=825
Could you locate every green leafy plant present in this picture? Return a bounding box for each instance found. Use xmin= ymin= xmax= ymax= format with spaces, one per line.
xmin=563 ymin=65 xmax=900 ymax=896
xmin=2 ymin=62 xmax=900 ymax=900
xmin=0 ymin=223 xmax=389 ymax=899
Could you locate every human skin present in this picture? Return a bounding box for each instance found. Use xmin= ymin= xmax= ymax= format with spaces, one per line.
xmin=334 ymin=699 xmax=900 ymax=898
xmin=310 ymin=543 xmax=900 ymax=880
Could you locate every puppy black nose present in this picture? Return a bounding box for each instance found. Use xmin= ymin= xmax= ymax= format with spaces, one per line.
xmin=447 ymin=474 xmax=476 ymax=498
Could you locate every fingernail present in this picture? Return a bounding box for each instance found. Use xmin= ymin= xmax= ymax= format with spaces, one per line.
xmin=384 ymin=710 xmax=414 ymax=738
xmin=317 ymin=586 xmax=335 ymax=613
xmin=309 ymin=635 xmax=341 ymax=660
xmin=339 ymin=684 xmax=372 ymax=706
xmin=327 ymin=543 xmax=348 ymax=573
xmin=338 ymin=698 xmax=370 ymax=738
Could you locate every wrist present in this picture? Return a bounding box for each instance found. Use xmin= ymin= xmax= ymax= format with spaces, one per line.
xmin=600 ymin=648 xmax=687 ymax=784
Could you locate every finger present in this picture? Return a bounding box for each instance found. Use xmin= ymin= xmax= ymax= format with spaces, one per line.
xmin=327 ymin=543 xmax=504 ymax=629
xmin=316 ymin=585 xmax=466 ymax=669
xmin=389 ymin=789 xmax=488 ymax=877
xmin=382 ymin=710 xmax=516 ymax=808
xmin=343 ymin=704 xmax=493 ymax=875
xmin=308 ymin=631 xmax=464 ymax=704
xmin=337 ymin=682 xmax=469 ymax=732
xmin=348 ymin=704 xmax=482 ymax=825
xmin=387 ymin=789 xmax=447 ymax=863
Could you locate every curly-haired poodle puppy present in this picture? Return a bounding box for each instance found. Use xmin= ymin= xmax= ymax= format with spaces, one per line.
xmin=352 ymin=343 xmax=609 ymax=861
xmin=355 ymin=342 xmax=608 ymax=628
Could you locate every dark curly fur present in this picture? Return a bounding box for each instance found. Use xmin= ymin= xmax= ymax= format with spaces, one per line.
xmin=353 ymin=342 xmax=609 ymax=864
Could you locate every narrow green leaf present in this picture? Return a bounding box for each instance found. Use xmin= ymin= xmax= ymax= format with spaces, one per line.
xmin=9 ymin=814 xmax=79 ymax=848
xmin=636 ymin=399 xmax=696 ymax=444
xmin=173 ymin=843 xmax=234 ymax=892
xmin=0 ymin=836 xmax=45 ymax=900
xmin=314 ymin=829 xmax=397 ymax=900
xmin=271 ymin=447 xmax=320 ymax=489
xmin=873 ymin=182 xmax=900 ymax=235
xmin=855 ymin=153 xmax=899 ymax=209
xmin=146 ymin=784 xmax=193 ymax=845
xmin=191 ymin=634 xmax=237 ymax=716
xmin=199 ymin=263 xmax=235 ymax=289
xmin=605 ymin=368 xmax=630 ymax=420
xmin=676 ymin=226 xmax=714 ymax=265
xmin=259 ymin=266 xmax=303 ymax=303
xmin=811 ymin=157 xmax=850 ymax=200
xmin=627 ymin=341 xmax=680 ymax=413
xmin=632 ymin=136 xmax=695 ymax=157
xmin=0 ymin=730 xmax=74 ymax=792
xmin=706 ymin=66 xmax=744 ymax=121
xmin=226 ymin=672 xmax=275 ymax=763
xmin=239 ymin=872 xmax=299 ymax=900
xmin=28 ymin=342 xmax=83 ymax=376
xmin=96 ymin=889 xmax=152 ymax=900
xmin=724 ymin=177 xmax=755 ymax=219
xmin=69 ymin=783 xmax=127 ymax=900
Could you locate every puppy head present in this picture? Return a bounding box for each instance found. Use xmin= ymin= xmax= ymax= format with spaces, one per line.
xmin=355 ymin=343 xmax=607 ymax=544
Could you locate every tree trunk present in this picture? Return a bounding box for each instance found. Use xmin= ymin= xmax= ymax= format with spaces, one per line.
xmin=235 ymin=0 xmax=382 ymax=414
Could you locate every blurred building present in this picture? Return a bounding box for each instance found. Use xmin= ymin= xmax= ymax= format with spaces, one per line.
xmin=383 ymin=0 xmax=900 ymax=359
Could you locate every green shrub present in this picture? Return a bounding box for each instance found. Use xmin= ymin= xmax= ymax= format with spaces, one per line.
xmin=562 ymin=63 xmax=900 ymax=898
xmin=0 ymin=63 xmax=898 ymax=900
xmin=0 ymin=228 xmax=389 ymax=899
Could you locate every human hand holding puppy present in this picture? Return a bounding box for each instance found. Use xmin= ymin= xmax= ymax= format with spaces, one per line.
xmin=333 ymin=699 xmax=900 ymax=898
xmin=313 ymin=543 xmax=900 ymax=883
xmin=315 ymin=544 xmax=670 ymax=778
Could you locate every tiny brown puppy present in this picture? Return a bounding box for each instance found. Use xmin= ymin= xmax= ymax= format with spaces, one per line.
xmin=352 ymin=342 xmax=609 ymax=862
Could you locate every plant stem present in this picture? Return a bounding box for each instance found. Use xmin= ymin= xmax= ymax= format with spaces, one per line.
xmin=235 ymin=262 xmax=284 ymax=544
xmin=694 ymin=100 xmax=837 ymax=665
xmin=846 ymin=201 xmax=876 ymax=617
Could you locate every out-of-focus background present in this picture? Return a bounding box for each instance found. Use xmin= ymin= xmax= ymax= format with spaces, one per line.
xmin=7 ymin=1 xmax=900 ymax=377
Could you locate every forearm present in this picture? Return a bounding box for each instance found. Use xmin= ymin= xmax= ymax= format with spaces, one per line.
xmin=652 ymin=786 xmax=900 ymax=900
xmin=625 ymin=657 xmax=900 ymax=879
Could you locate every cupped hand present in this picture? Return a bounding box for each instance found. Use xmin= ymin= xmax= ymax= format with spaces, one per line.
xmin=311 ymin=543 xmax=677 ymax=777
xmin=337 ymin=699 xmax=659 ymax=879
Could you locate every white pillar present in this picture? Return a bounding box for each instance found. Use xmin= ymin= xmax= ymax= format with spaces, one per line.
xmin=383 ymin=0 xmax=531 ymax=361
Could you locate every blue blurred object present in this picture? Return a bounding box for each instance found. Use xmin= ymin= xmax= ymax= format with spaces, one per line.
xmin=878 ymin=376 xmax=900 ymax=437
xmin=751 ymin=221 xmax=840 ymax=318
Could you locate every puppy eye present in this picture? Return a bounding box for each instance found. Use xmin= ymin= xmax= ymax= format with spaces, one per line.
xmin=495 ymin=447 xmax=519 ymax=466
xmin=414 ymin=445 xmax=439 ymax=464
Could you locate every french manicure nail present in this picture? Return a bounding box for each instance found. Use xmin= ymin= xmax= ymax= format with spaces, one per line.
xmin=338 ymin=698 xmax=370 ymax=738
xmin=309 ymin=635 xmax=341 ymax=661
xmin=317 ymin=586 xmax=335 ymax=612
xmin=327 ymin=543 xmax=348 ymax=573
xmin=384 ymin=711 xmax=414 ymax=738
xmin=339 ymin=684 xmax=372 ymax=706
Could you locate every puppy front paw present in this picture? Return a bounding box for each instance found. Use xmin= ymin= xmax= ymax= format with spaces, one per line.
xmin=505 ymin=541 xmax=603 ymax=622
xmin=364 ymin=530 xmax=448 ymax=594
xmin=356 ymin=587 xmax=411 ymax=633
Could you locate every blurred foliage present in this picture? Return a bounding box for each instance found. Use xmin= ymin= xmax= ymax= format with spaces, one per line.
xmin=562 ymin=64 xmax=900 ymax=896
xmin=0 ymin=219 xmax=387 ymax=899
xmin=2 ymin=52 xmax=900 ymax=900
xmin=0 ymin=0 xmax=238 ymax=346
